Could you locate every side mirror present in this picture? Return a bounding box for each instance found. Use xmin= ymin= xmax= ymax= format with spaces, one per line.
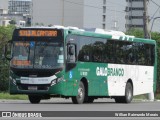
xmin=4 ymin=41 xmax=12 ymax=60
xmin=68 ymin=46 xmax=74 ymax=55
xmin=67 ymin=43 xmax=76 ymax=63
xmin=66 ymin=43 xmax=77 ymax=72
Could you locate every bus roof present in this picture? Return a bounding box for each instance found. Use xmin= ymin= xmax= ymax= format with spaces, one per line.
xmin=67 ymin=28 xmax=156 ymax=45
xmin=16 ymin=26 xmax=156 ymax=45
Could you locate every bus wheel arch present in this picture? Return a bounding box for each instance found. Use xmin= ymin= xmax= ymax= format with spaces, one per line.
xmin=81 ymin=77 xmax=94 ymax=103
xmin=71 ymin=78 xmax=87 ymax=104
xmin=115 ymin=79 xmax=133 ymax=103
xmin=80 ymin=78 xmax=95 ymax=103
xmin=81 ymin=77 xmax=88 ymax=96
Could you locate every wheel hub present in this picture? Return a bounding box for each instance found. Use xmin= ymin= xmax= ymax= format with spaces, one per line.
xmin=127 ymin=89 xmax=132 ymax=100
xmin=78 ymin=87 xmax=83 ymax=99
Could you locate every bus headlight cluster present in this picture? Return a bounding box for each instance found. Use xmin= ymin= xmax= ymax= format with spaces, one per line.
xmin=12 ymin=79 xmax=16 ymax=85
xmin=51 ymin=77 xmax=63 ymax=86
xmin=10 ymin=76 xmax=18 ymax=85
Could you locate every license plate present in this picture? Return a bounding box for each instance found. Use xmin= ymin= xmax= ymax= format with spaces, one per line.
xmin=28 ymin=86 xmax=37 ymax=90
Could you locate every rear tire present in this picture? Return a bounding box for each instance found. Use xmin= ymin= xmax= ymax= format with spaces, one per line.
xmin=28 ymin=95 xmax=41 ymax=104
xmin=72 ymin=81 xmax=85 ymax=104
xmin=115 ymin=82 xmax=133 ymax=103
xmin=125 ymin=82 xmax=133 ymax=103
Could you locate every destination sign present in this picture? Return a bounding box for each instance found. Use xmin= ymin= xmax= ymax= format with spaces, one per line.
xmin=19 ymin=30 xmax=58 ymax=37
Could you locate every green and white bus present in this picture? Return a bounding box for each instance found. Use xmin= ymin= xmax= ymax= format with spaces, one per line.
xmin=5 ymin=26 xmax=157 ymax=104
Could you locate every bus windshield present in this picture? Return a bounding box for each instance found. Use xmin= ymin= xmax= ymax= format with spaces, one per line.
xmin=11 ymin=41 xmax=64 ymax=69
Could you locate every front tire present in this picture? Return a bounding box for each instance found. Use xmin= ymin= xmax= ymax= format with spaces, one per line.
xmin=28 ymin=95 xmax=41 ymax=104
xmin=72 ymin=81 xmax=85 ymax=104
xmin=115 ymin=82 xmax=133 ymax=103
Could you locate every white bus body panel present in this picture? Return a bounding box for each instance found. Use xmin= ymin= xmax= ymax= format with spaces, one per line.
xmin=107 ymin=64 xmax=154 ymax=96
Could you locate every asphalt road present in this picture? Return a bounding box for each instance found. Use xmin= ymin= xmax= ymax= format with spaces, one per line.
xmin=0 ymin=98 xmax=160 ymax=111
xmin=0 ymin=98 xmax=160 ymax=120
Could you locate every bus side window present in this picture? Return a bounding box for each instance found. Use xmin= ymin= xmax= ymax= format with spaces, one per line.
xmin=150 ymin=45 xmax=155 ymax=66
xmin=137 ymin=43 xmax=145 ymax=65
xmin=145 ymin=44 xmax=151 ymax=66
xmin=106 ymin=40 xmax=115 ymax=63
xmin=139 ymin=44 xmax=155 ymax=66
xmin=78 ymin=46 xmax=91 ymax=62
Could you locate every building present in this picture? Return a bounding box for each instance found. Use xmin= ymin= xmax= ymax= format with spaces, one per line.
xmin=125 ymin=0 xmax=160 ymax=32
xmin=0 ymin=0 xmax=9 ymax=26
xmin=0 ymin=14 xmax=26 ymax=26
xmin=0 ymin=0 xmax=9 ymax=14
xmin=1 ymin=0 xmax=160 ymax=32
xmin=104 ymin=0 xmax=126 ymax=31
xmin=32 ymin=0 xmax=104 ymax=29
xmin=8 ymin=0 xmax=32 ymax=15
xmin=125 ymin=0 xmax=144 ymax=30
xmin=32 ymin=0 xmax=127 ymax=31
xmin=0 ymin=0 xmax=32 ymax=26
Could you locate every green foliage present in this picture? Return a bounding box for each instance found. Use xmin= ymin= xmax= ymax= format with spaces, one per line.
xmin=0 ymin=92 xmax=27 ymax=100
xmin=125 ymin=28 xmax=144 ymax=38
xmin=9 ymin=20 xmax=17 ymax=25
xmin=0 ymin=25 xmax=15 ymax=91
xmin=156 ymin=93 xmax=160 ymax=99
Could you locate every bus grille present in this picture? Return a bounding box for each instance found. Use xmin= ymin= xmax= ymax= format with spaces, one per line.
xmin=17 ymin=84 xmax=50 ymax=91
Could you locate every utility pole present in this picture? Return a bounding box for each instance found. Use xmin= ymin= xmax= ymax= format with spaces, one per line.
xmin=143 ymin=0 xmax=154 ymax=101
xmin=143 ymin=0 xmax=149 ymax=38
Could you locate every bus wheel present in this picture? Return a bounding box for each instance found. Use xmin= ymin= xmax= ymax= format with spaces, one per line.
xmin=28 ymin=95 xmax=41 ymax=104
xmin=124 ymin=82 xmax=133 ymax=103
xmin=72 ymin=81 xmax=85 ymax=104
xmin=115 ymin=82 xmax=133 ymax=103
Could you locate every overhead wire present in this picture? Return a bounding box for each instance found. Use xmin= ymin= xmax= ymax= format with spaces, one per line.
xmin=150 ymin=0 xmax=160 ymax=20
xmin=150 ymin=0 xmax=160 ymax=7
xmin=149 ymin=0 xmax=160 ymax=32
xmin=150 ymin=7 xmax=160 ymax=20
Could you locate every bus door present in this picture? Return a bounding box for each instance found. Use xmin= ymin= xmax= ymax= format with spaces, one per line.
xmin=65 ymin=41 xmax=78 ymax=95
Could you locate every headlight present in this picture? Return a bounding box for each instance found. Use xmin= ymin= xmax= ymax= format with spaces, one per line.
xmin=51 ymin=80 xmax=56 ymax=86
xmin=51 ymin=77 xmax=63 ymax=86
xmin=10 ymin=77 xmax=16 ymax=85
xmin=57 ymin=77 xmax=63 ymax=83
xmin=13 ymin=79 xmax=16 ymax=85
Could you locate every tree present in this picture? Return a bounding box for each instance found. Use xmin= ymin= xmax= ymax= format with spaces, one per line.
xmin=0 ymin=25 xmax=15 ymax=91
xmin=9 ymin=19 xmax=17 ymax=25
xmin=125 ymin=28 xmax=144 ymax=38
